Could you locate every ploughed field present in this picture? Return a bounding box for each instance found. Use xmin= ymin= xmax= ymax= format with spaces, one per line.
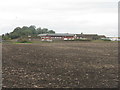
xmin=2 ymin=41 xmax=118 ymax=88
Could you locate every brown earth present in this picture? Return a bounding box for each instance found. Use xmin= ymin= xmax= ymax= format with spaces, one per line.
xmin=2 ymin=41 xmax=119 ymax=88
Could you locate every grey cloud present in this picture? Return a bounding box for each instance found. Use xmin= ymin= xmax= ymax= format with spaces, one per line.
xmin=0 ymin=0 xmax=118 ymax=37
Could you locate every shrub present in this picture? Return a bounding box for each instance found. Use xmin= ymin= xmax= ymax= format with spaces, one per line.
xmin=17 ymin=38 xmax=32 ymax=43
xmin=75 ymin=39 xmax=91 ymax=41
xmin=101 ymin=39 xmax=111 ymax=41
xmin=103 ymin=39 xmax=111 ymax=41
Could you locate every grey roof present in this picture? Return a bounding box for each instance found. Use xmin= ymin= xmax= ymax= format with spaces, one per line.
xmin=38 ymin=33 xmax=74 ymax=37
xmin=98 ymin=35 xmax=105 ymax=36
xmin=76 ymin=34 xmax=98 ymax=36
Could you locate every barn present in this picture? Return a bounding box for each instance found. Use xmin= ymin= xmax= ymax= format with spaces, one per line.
xmin=38 ymin=33 xmax=75 ymax=41
xmin=75 ymin=33 xmax=106 ymax=40
xmin=75 ymin=33 xmax=99 ymax=40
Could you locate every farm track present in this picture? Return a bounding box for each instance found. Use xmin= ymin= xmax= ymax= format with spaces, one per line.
xmin=2 ymin=41 xmax=119 ymax=88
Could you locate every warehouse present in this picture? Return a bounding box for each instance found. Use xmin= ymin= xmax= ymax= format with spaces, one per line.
xmin=38 ymin=33 xmax=75 ymax=41
xmin=75 ymin=33 xmax=106 ymax=40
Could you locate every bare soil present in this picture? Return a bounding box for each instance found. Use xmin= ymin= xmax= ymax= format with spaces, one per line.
xmin=2 ymin=41 xmax=119 ymax=88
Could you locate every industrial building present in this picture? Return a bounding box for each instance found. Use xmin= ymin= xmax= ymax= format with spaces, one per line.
xmin=38 ymin=33 xmax=75 ymax=41
xmin=38 ymin=33 xmax=107 ymax=41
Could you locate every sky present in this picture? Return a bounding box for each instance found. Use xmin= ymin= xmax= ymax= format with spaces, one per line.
xmin=0 ymin=0 xmax=118 ymax=37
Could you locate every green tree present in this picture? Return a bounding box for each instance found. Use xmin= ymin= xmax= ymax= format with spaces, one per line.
xmin=48 ymin=30 xmax=55 ymax=34
xmin=2 ymin=25 xmax=56 ymax=39
xmin=29 ymin=25 xmax=36 ymax=35
xmin=41 ymin=28 xmax=48 ymax=34
xmin=36 ymin=27 xmax=42 ymax=34
xmin=2 ymin=33 xmax=11 ymax=40
xmin=10 ymin=32 xmax=20 ymax=39
xmin=13 ymin=27 xmax=22 ymax=33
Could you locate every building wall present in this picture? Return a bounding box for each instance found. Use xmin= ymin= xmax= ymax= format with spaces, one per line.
xmin=39 ymin=34 xmax=106 ymax=41
xmin=41 ymin=36 xmax=74 ymax=41
xmin=109 ymin=37 xmax=120 ymax=41
xmin=75 ymin=35 xmax=99 ymax=40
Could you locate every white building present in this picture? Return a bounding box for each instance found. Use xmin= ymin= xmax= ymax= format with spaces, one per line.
xmin=108 ymin=37 xmax=120 ymax=41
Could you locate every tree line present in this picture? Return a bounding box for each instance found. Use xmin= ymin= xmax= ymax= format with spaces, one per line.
xmin=2 ymin=25 xmax=55 ymax=40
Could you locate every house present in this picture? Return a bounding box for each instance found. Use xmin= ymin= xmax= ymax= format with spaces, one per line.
xmin=98 ymin=35 xmax=106 ymax=39
xmin=38 ymin=33 xmax=75 ymax=41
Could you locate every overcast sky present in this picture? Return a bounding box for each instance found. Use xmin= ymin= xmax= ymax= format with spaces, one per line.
xmin=0 ymin=0 xmax=118 ymax=37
